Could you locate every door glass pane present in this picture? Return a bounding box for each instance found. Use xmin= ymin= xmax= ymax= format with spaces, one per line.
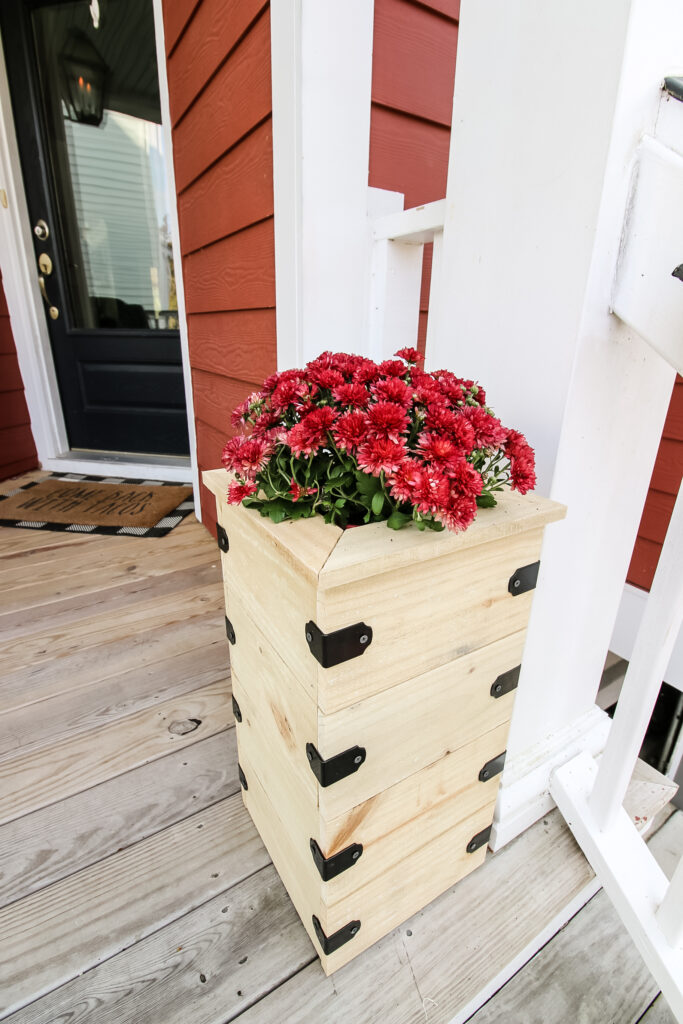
xmin=31 ymin=0 xmax=177 ymax=330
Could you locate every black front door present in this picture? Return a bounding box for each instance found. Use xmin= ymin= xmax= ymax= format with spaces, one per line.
xmin=0 ymin=0 xmax=190 ymax=457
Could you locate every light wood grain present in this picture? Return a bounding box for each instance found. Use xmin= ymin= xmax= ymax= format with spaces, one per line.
xmin=0 ymin=562 xmax=221 ymax=643
xmin=467 ymin=813 xmax=683 ymax=1024
xmin=0 ymin=640 xmax=228 ymax=761
xmin=0 ymin=612 xmax=224 ymax=714
xmin=0 ymin=581 xmax=224 ymax=675
xmin=4 ymin=867 xmax=314 ymax=1024
xmin=0 ymin=732 xmax=238 ymax=906
xmin=0 ymin=794 xmax=269 ymax=1018
xmin=317 ymin=528 xmax=544 ymax=712
xmin=0 ymin=679 xmax=233 ymax=826
xmin=641 ymin=996 xmax=678 ymax=1024
xmin=317 ymin=630 xmax=523 ymax=815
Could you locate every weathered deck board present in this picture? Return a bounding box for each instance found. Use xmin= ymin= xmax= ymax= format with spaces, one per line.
xmin=0 ymin=639 xmax=228 ymax=760
xmin=0 ymin=794 xmax=269 ymax=1018
xmin=0 ymin=613 xmax=225 ymax=715
xmin=467 ymin=812 xmax=683 ymax=1024
xmin=5 ymin=868 xmax=315 ymax=1024
xmin=642 ymin=996 xmax=677 ymax=1023
xmin=0 ymin=580 xmax=223 ymax=674
xmin=0 ymin=732 xmax=238 ymax=906
xmin=0 ymin=561 xmax=221 ymax=643
xmin=0 ymin=679 xmax=233 ymax=825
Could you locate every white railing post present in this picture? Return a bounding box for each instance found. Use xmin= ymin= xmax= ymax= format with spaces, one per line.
xmin=657 ymin=856 xmax=683 ymax=949
xmin=589 ymin=482 xmax=683 ymax=830
xmin=427 ymin=0 xmax=680 ymax=849
xmin=270 ymin=0 xmax=375 ymax=369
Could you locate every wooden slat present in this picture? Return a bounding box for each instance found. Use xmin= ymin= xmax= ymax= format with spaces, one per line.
xmin=193 ymin=370 xmax=263 ymax=437
xmin=172 ymin=10 xmax=271 ymax=192
xmin=0 ymin=529 xmax=216 ymax=612
xmin=637 ymin=489 xmax=677 ymax=546
xmin=1 ymin=578 xmax=223 ymax=675
xmin=640 ymin=996 xmax=677 ymax=1023
xmin=183 ymin=219 xmax=275 ymax=314
xmin=0 ymin=562 xmax=220 ymax=643
xmin=0 ymin=732 xmax=238 ymax=906
xmin=467 ymin=813 xmax=683 ymax=1024
xmin=0 ymin=391 xmax=31 ymax=428
xmin=0 ymin=793 xmax=269 ymax=1018
xmin=0 ymin=640 xmax=228 ymax=761
xmin=0 ymin=456 xmax=39 ymax=483
xmin=0 ymin=355 xmax=24 ymax=392
xmin=627 ymin=535 xmax=661 ymax=591
xmin=415 ymin=0 xmax=460 ymax=18
xmin=187 ymin=308 xmax=276 ymax=384
xmin=663 ymin=380 xmax=683 ymax=440
xmin=162 ymin=0 xmax=200 ymax=56
xmin=179 ymin=120 xmax=273 ymax=255
xmin=369 ymin=104 xmax=451 ymax=209
xmin=4 ymin=867 xmax=314 ymax=1024
xmin=168 ymin=0 xmax=267 ymax=123
xmin=0 ymin=425 xmax=37 ymax=462
xmin=0 ymin=679 xmax=233 ymax=826
xmin=0 ymin=612 xmax=223 ymax=715
xmin=0 ymin=316 xmax=16 ymax=353
xmin=372 ymin=0 xmax=458 ymax=127
xmin=651 ymin=439 xmax=683 ymax=495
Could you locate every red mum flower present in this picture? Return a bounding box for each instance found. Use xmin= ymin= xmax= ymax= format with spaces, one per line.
xmin=388 ymin=459 xmax=425 ymax=503
xmin=270 ymin=377 xmax=307 ymax=412
xmin=357 ymin=438 xmax=407 ymax=475
xmin=287 ymin=406 xmax=336 ymax=456
xmin=352 ymin=359 xmax=381 ymax=385
xmin=437 ymin=493 xmax=478 ymax=533
xmin=379 ymin=359 xmax=408 ymax=378
xmin=394 ymin=347 xmax=422 ymax=365
xmin=371 ymin=376 xmax=413 ymax=408
xmin=411 ymin=467 xmax=452 ymax=515
xmin=332 ymin=382 xmax=370 ymax=408
xmin=367 ymin=401 xmax=408 ymax=442
xmin=230 ymin=392 xmax=263 ymax=428
xmin=227 ymin=479 xmax=257 ymax=504
xmin=505 ymin=430 xmax=537 ymax=494
xmin=332 ymin=410 xmax=369 ymax=453
xmin=222 ymin=436 xmax=273 ymax=478
xmin=417 ymin=432 xmax=463 ymax=470
xmin=447 ymin=458 xmax=484 ymax=497
xmin=425 ymin=406 xmax=476 ymax=451
xmin=289 ymin=479 xmax=317 ymax=502
xmin=307 ymin=367 xmax=345 ymax=390
xmin=463 ymin=406 xmax=508 ymax=448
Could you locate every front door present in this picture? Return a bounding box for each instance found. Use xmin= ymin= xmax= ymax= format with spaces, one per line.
xmin=0 ymin=0 xmax=190 ymax=457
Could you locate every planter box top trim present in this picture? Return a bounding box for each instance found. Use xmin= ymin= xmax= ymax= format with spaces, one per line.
xmin=203 ymin=468 xmax=566 ymax=589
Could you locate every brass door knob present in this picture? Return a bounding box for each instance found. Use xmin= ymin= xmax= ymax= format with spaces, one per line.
xmin=34 ymin=218 xmax=49 ymax=240
xmin=38 ymin=274 xmax=59 ymax=320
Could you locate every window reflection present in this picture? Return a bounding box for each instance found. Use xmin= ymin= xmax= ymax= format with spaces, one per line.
xmin=33 ymin=0 xmax=177 ymax=331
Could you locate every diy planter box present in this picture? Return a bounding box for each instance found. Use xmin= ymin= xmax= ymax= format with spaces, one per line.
xmin=203 ymin=468 xmax=565 ymax=973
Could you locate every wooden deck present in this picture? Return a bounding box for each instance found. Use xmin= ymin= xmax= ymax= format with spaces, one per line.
xmin=0 ymin=471 xmax=680 ymax=1024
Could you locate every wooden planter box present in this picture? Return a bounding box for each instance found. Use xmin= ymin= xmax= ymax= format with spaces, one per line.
xmin=203 ymin=468 xmax=565 ymax=973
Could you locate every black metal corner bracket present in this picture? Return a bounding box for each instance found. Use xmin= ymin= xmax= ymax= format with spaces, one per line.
xmin=216 ymin=523 xmax=229 ymax=553
xmin=305 ymin=620 xmax=372 ymax=668
xmin=673 ymin=264 xmax=683 ymax=282
xmin=490 ymin=664 xmax=521 ymax=699
xmin=306 ymin=742 xmax=366 ymax=787
xmin=312 ymin=915 xmax=361 ymax=956
xmin=466 ymin=825 xmax=492 ymax=854
xmin=664 ymin=76 xmax=683 ymax=102
xmin=238 ymin=764 xmax=248 ymax=790
xmin=232 ymin=695 xmax=242 ymax=723
xmin=479 ymin=750 xmax=506 ymax=783
xmin=310 ymin=838 xmax=363 ymax=881
xmin=225 ymin=616 xmax=236 ymax=645
xmin=508 ymin=560 xmax=540 ymax=596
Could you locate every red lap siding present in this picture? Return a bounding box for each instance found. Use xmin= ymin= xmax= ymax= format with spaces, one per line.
xmin=0 ymin=272 xmax=38 ymax=482
xmin=628 ymin=377 xmax=683 ymax=590
xmin=163 ymin=0 xmax=276 ymax=537
xmin=369 ymin=0 xmax=459 ymax=357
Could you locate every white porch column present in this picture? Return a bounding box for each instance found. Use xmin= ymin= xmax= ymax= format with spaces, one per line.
xmin=429 ymin=0 xmax=680 ymax=848
xmin=270 ymin=0 xmax=375 ymax=369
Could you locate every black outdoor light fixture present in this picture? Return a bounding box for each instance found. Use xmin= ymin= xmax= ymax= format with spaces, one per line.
xmin=60 ymin=29 xmax=107 ymax=126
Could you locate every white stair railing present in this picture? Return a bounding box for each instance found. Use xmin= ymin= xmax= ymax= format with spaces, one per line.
xmin=551 ymin=115 xmax=683 ymax=1022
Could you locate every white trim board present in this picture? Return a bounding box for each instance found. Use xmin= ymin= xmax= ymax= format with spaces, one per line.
xmin=612 ymin=582 xmax=683 ymax=693
xmin=0 ymin=13 xmax=199 ymax=509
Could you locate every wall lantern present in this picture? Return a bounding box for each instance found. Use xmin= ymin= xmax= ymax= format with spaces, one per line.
xmin=60 ymin=30 xmax=107 ymax=126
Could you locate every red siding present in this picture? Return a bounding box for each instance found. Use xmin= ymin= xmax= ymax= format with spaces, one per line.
xmin=163 ymin=0 xmax=276 ymax=538
xmin=0 ymin=272 xmax=38 ymax=482
xmin=369 ymin=0 xmax=459 ymax=355
xmin=628 ymin=377 xmax=683 ymax=590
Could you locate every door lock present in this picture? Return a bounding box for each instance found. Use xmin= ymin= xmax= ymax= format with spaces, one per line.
xmin=38 ymin=275 xmax=59 ymax=320
xmin=34 ymin=218 xmax=49 ymax=240
xmin=38 ymin=252 xmax=52 ymax=275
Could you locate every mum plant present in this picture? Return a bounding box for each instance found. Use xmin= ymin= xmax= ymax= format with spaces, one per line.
xmin=221 ymin=347 xmax=536 ymax=533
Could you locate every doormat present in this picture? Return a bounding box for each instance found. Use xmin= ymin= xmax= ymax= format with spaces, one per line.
xmin=0 ymin=474 xmax=194 ymax=537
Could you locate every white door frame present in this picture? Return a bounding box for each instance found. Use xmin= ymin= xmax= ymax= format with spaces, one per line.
xmin=0 ymin=3 xmax=199 ymax=502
